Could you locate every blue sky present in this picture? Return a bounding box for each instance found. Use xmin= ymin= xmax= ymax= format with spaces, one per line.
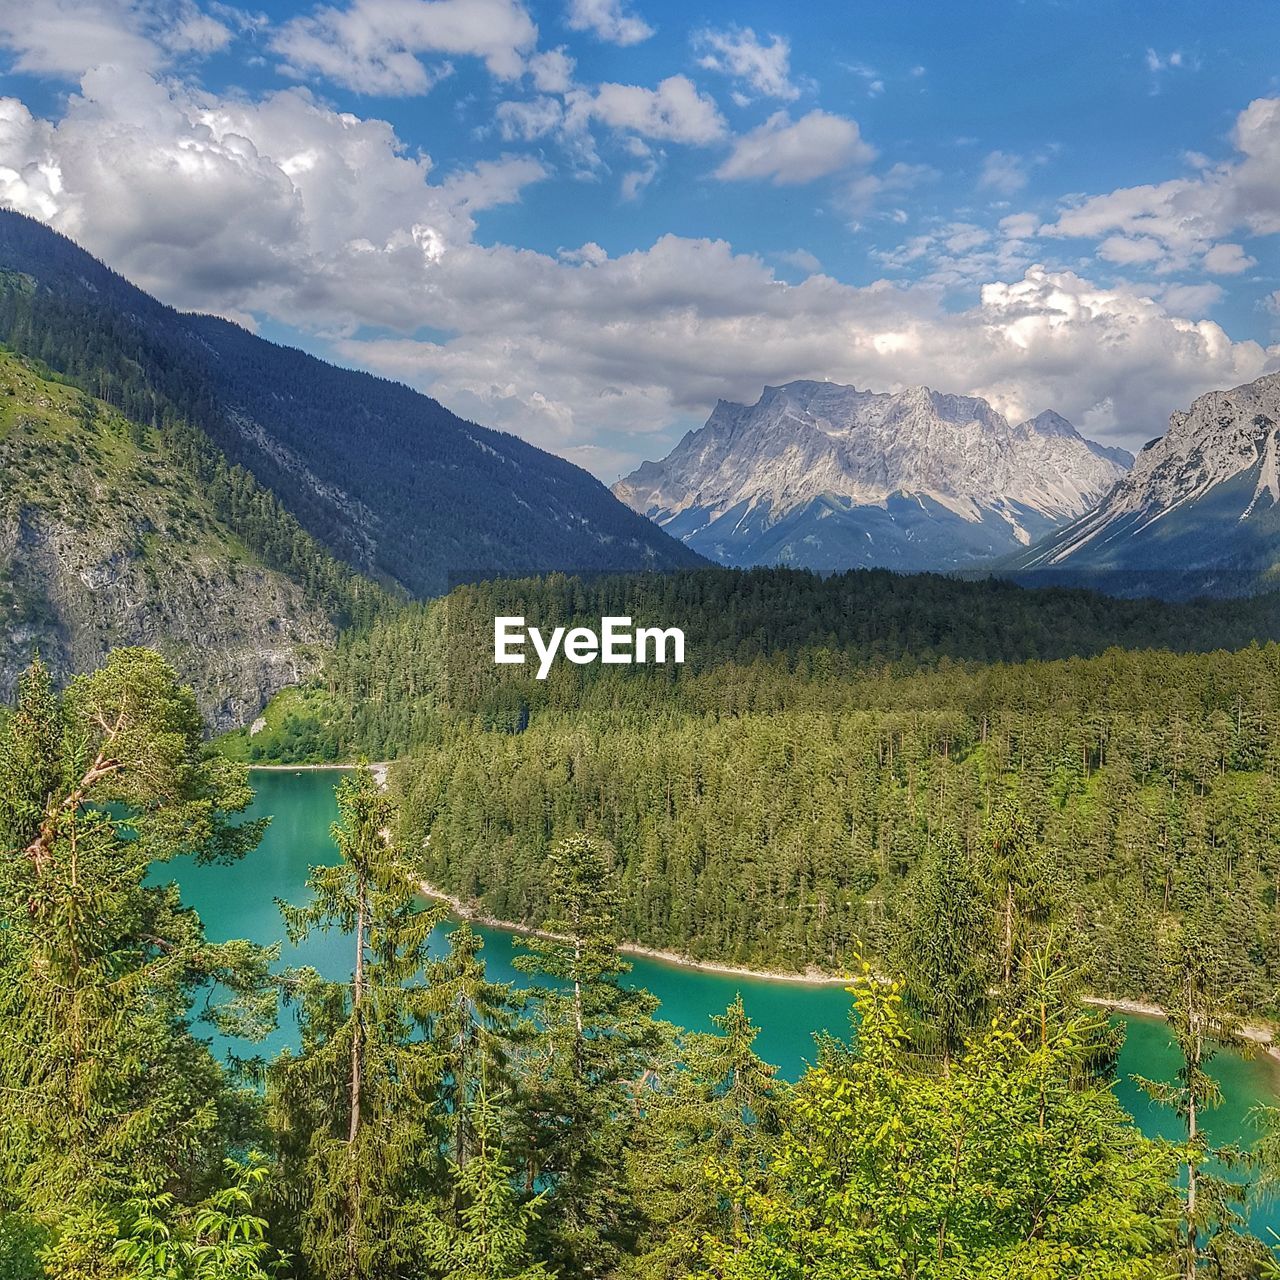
xmin=3 ymin=0 xmax=1280 ymax=478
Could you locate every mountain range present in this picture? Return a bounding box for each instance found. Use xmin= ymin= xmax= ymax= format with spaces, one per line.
xmin=7 ymin=208 xmax=1280 ymax=725
xmin=613 ymin=381 xmax=1133 ymax=571
xmin=0 ymin=211 xmax=702 ymax=601
xmin=0 ymin=212 xmax=699 ymax=722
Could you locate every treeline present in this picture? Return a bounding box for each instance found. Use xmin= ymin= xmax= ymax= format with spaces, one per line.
xmin=229 ymin=568 xmax=1280 ymax=761
xmin=2 ymin=650 xmax=1276 ymax=1279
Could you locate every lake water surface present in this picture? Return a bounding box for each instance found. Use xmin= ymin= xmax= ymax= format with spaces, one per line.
xmin=165 ymin=768 xmax=1280 ymax=1228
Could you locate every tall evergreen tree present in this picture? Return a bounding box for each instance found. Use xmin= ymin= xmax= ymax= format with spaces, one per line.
xmin=512 ymin=834 xmax=661 ymax=1280
xmin=267 ymin=766 xmax=446 ymax=1280
xmin=423 ymin=923 xmax=529 ymax=1174
xmin=0 ymin=650 xmax=277 ymax=1278
xmin=625 ymin=996 xmax=782 ymax=1279
xmin=1137 ymin=879 xmax=1262 ymax=1280
xmin=892 ymin=825 xmax=990 ymax=1069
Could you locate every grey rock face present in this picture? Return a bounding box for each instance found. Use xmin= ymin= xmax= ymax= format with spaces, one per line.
xmin=613 ymin=381 xmax=1132 ymax=571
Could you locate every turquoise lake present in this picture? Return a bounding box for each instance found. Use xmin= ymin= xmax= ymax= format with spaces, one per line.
xmin=163 ymin=767 xmax=1280 ymax=1229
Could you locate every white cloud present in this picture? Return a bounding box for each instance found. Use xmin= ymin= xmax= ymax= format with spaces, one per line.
xmin=845 ymin=62 xmax=884 ymax=97
xmin=1202 ymin=241 xmax=1256 ymax=274
xmin=873 ymin=216 xmax=1033 ymax=288
xmin=564 ymin=0 xmax=651 ymax=47
xmin=270 ymin=0 xmax=538 ymax=94
xmin=694 ymin=26 xmax=798 ymax=102
xmin=3 ymin=64 xmax=1277 ymax=479
xmin=1160 ymin=282 xmax=1224 ymax=315
xmin=998 ymin=210 xmax=1039 ymax=239
xmin=844 ymin=160 xmax=936 ymax=217
xmin=0 ymin=70 xmax=546 ymax=323
xmin=777 ymin=248 xmax=821 ymax=273
xmin=528 ymin=46 xmax=574 ymax=94
xmin=496 ymin=95 xmax=563 ymax=140
xmin=0 ymin=0 xmax=231 ymax=77
xmin=978 ymin=149 xmax=1027 ymax=195
xmin=715 ymin=110 xmax=874 ymax=186
xmin=1097 ymin=234 xmax=1165 ymax=265
xmin=1043 ymin=96 xmax=1280 ymax=274
xmin=578 ymin=75 xmax=725 ymax=145
xmin=1146 ymin=48 xmax=1184 ymax=73
xmin=332 ymin=254 xmax=1276 ymax=474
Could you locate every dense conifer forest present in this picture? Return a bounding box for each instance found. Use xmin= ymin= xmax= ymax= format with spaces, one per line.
xmin=222 ymin=570 xmax=1280 ymax=1017
xmin=4 ymin=647 xmax=1280 ymax=1279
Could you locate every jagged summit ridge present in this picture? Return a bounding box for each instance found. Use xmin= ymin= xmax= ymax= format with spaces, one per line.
xmin=613 ymin=379 xmax=1132 ymax=572
xmin=1011 ymin=371 xmax=1280 ymax=579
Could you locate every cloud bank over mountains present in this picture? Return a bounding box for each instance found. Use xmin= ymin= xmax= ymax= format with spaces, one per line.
xmin=1 ymin=0 xmax=1278 ymax=476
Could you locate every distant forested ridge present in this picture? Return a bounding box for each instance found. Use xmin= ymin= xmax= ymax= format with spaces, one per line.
xmin=228 ymin=567 xmax=1280 ymax=1019
xmin=228 ymin=567 xmax=1280 ymax=759
xmin=0 ymin=211 xmax=704 ymax=597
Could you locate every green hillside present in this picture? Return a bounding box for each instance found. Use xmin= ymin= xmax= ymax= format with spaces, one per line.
xmin=0 ymin=347 xmax=338 ymax=728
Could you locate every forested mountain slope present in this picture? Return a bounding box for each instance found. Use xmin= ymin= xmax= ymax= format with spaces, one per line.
xmin=0 ymin=211 xmax=704 ymax=596
xmin=0 ymin=348 xmax=334 ymax=728
xmin=224 ymin=567 xmax=1280 ymax=759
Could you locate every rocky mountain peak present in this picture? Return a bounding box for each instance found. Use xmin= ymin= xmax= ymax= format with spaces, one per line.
xmin=612 ymin=377 xmax=1132 ymax=573
xmin=1007 ymin=369 xmax=1280 ymax=589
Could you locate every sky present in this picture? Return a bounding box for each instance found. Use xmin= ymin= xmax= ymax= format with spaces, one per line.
xmin=3 ymin=1 xmax=1280 ymax=480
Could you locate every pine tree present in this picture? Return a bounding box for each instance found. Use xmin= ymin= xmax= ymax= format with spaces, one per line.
xmin=1136 ymin=885 xmax=1261 ymax=1279
xmin=0 ymin=650 xmax=277 ymax=1277
xmin=423 ymin=1080 xmax=553 ymax=1280
xmin=423 ymin=923 xmax=529 ymax=1174
xmin=512 ymin=834 xmax=660 ymax=1279
xmin=266 ymin=765 xmax=447 ymax=1280
xmin=626 ymin=996 xmax=782 ymax=1279
xmin=892 ymin=825 xmax=990 ymax=1069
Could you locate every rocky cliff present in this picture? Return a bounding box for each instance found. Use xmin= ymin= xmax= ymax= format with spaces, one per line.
xmin=0 ymin=350 xmax=333 ymax=729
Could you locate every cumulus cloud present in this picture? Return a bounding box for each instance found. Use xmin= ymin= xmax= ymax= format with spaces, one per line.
xmin=495 ymin=95 xmax=563 ymax=140
xmin=564 ymin=0 xmax=651 ymax=46
xmin=577 ymin=75 xmax=725 ymax=145
xmin=271 ymin=0 xmax=538 ymax=94
xmin=2 ymin=62 xmax=1277 ymax=478
xmin=694 ymin=26 xmax=798 ymax=102
xmin=0 ymin=70 xmax=546 ymax=322
xmin=715 ymin=109 xmax=875 ymax=186
xmin=1202 ymin=241 xmax=1256 ymax=274
xmin=0 ymin=0 xmax=231 ymax=77
xmin=332 ymin=252 xmax=1276 ymax=473
xmin=527 ymin=46 xmax=574 ymax=93
xmin=1043 ymin=95 xmax=1280 ymax=274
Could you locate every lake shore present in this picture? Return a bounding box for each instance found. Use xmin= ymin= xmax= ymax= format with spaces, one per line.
xmin=417 ymin=879 xmax=852 ymax=986
xmin=420 ymin=880 xmax=1280 ymax=1027
xmin=272 ymin=765 xmax=1280 ymax=1044
xmin=249 ymin=762 xmax=390 ymax=785
xmin=1081 ymin=994 xmax=1280 ymax=1063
